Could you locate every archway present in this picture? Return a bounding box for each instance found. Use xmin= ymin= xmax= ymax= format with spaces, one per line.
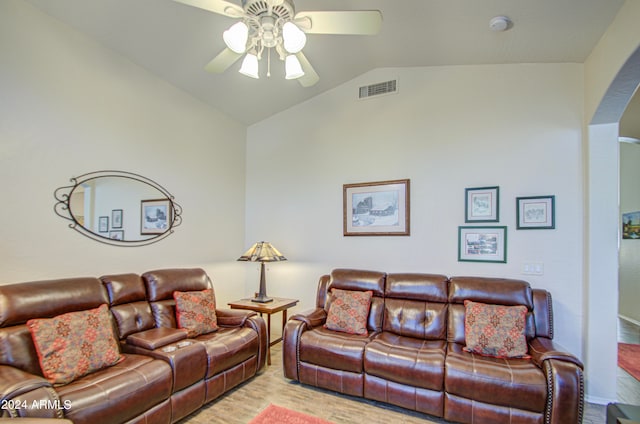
xmin=586 ymin=44 xmax=640 ymax=403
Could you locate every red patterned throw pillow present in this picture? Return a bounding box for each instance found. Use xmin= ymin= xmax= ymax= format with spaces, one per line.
xmin=27 ymin=304 xmax=123 ymax=385
xmin=463 ymin=300 xmax=529 ymax=358
xmin=324 ymin=288 xmax=373 ymax=335
xmin=174 ymin=289 xmax=218 ymax=337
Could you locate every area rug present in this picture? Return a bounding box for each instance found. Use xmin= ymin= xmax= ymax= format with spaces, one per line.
xmin=618 ymin=343 xmax=640 ymax=381
xmin=248 ymin=404 xmax=335 ymax=424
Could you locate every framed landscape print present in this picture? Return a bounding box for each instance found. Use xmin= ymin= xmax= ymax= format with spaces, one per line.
xmin=458 ymin=226 xmax=507 ymax=263
xmin=622 ymin=211 xmax=640 ymax=239
xmin=111 ymin=209 xmax=123 ymax=229
xmin=465 ymin=186 xmax=499 ymax=222
xmin=343 ymin=179 xmax=410 ymax=236
xmin=141 ymin=199 xmax=171 ymax=235
xmin=98 ymin=216 xmax=109 ymax=233
xmin=516 ymin=195 xmax=555 ymax=229
xmin=109 ymin=230 xmax=124 ymax=241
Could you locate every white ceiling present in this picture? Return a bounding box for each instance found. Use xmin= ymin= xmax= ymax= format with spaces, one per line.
xmin=26 ymin=0 xmax=625 ymax=126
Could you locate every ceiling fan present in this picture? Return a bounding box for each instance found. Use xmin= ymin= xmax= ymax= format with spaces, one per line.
xmin=174 ymin=0 xmax=383 ymax=87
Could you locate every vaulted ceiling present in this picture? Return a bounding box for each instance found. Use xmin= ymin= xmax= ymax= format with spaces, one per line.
xmin=27 ymin=0 xmax=626 ymax=126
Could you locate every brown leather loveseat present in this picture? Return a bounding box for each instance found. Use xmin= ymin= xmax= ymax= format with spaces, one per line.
xmin=0 ymin=268 xmax=267 ymax=423
xmin=283 ymin=269 xmax=584 ymax=424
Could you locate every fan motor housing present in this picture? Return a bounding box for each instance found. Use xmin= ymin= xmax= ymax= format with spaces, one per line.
xmin=242 ymin=0 xmax=294 ymax=20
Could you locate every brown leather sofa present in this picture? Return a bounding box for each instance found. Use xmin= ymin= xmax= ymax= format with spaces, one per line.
xmin=0 ymin=268 xmax=267 ymax=424
xmin=283 ymin=269 xmax=584 ymax=424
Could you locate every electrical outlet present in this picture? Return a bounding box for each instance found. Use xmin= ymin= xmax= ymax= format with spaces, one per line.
xmin=522 ymin=262 xmax=544 ymax=275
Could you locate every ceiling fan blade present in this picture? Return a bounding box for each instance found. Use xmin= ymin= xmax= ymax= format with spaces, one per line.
xmin=294 ymin=10 xmax=382 ymax=35
xmin=173 ymin=0 xmax=244 ymax=18
xmin=296 ymin=52 xmax=319 ymax=87
xmin=204 ymin=48 xmax=243 ymax=73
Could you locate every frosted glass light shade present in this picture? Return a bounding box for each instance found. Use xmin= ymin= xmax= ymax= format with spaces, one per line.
xmin=282 ymin=22 xmax=306 ymax=53
xmin=239 ymin=53 xmax=259 ymax=79
xmin=285 ymin=55 xmax=304 ymax=79
xmin=223 ymin=21 xmax=249 ymax=54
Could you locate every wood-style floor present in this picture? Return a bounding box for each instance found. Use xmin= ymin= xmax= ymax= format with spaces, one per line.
xmin=180 ymin=321 xmax=640 ymax=424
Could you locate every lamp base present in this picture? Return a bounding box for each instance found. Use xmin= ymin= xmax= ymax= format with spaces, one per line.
xmin=252 ymin=261 xmax=274 ymax=303
xmin=251 ymin=295 xmax=273 ymax=303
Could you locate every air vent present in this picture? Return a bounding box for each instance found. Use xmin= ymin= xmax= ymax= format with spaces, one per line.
xmin=358 ymin=79 xmax=398 ymax=100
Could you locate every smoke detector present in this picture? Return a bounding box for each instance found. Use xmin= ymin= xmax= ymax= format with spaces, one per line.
xmin=489 ymin=16 xmax=512 ymax=32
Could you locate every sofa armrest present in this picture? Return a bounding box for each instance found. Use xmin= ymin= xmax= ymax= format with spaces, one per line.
xmin=290 ymin=308 xmax=327 ymax=330
xmin=529 ymin=338 xmax=585 ymax=424
xmin=529 ymin=337 xmax=583 ymax=369
xmin=0 ymin=366 xmax=62 ymax=419
xmin=215 ymin=308 xmax=257 ymax=327
xmin=0 ymin=365 xmax=51 ymax=402
xmin=282 ymin=308 xmax=327 ymax=381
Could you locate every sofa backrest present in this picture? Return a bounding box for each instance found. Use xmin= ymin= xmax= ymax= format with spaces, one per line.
xmin=447 ymin=276 xmax=537 ymax=344
xmin=142 ymin=268 xmax=211 ymax=329
xmin=383 ymin=273 xmax=449 ymax=340
xmin=101 ymin=273 xmax=156 ymax=340
xmin=324 ymin=269 xmax=386 ymax=334
xmin=0 ymin=277 xmax=109 ymax=375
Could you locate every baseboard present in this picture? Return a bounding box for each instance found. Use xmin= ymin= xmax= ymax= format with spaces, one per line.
xmin=618 ymin=314 xmax=640 ymax=327
xmin=586 ymin=394 xmax=617 ymax=405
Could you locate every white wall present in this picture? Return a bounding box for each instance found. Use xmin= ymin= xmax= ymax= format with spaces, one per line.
xmin=620 ymin=142 xmax=640 ymax=324
xmin=0 ymin=0 xmax=248 ymax=305
xmin=583 ymin=0 xmax=640 ymax=403
xmin=246 ymin=63 xmax=585 ymax=357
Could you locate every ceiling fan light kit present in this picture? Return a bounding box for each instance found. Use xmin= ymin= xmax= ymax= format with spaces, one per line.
xmin=285 ymin=54 xmax=304 ymax=79
xmin=223 ymin=21 xmax=249 ymax=53
xmin=282 ymin=21 xmax=306 ymax=53
xmin=174 ymin=0 xmax=382 ymax=87
xmin=239 ymin=52 xmax=260 ymax=78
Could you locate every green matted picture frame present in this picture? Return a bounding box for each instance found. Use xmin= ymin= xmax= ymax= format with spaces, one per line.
xmin=458 ymin=226 xmax=507 ymax=263
xmin=516 ymin=195 xmax=555 ymax=230
xmin=465 ymin=186 xmax=499 ymax=223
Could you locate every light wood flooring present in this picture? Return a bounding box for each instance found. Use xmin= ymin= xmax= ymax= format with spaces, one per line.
xmin=180 ymin=321 xmax=640 ymax=424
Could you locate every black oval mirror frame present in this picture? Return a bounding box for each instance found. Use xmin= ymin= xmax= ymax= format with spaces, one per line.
xmin=54 ymin=170 xmax=182 ymax=246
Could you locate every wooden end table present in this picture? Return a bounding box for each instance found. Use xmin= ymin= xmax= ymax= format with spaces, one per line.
xmin=228 ymin=297 xmax=298 ymax=365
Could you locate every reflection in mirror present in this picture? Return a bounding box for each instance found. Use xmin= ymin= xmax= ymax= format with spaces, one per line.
xmin=54 ymin=171 xmax=182 ymax=246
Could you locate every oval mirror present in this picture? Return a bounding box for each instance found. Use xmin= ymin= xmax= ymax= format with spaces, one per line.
xmin=54 ymin=171 xmax=182 ymax=246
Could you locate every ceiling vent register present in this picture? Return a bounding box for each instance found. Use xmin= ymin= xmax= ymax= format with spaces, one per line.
xmin=358 ymin=79 xmax=398 ymax=99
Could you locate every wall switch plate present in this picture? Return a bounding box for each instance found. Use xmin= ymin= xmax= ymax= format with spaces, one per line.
xmin=523 ymin=262 xmax=544 ymax=275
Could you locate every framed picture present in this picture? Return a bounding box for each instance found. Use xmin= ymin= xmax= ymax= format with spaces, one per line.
xmin=109 ymin=230 xmax=124 ymax=241
xmin=516 ymin=195 xmax=555 ymax=229
xmin=458 ymin=226 xmax=507 ymax=263
xmin=98 ymin=216 xmax=109 ymax=233
xmin=622 ymin=211 xmax=640 ymax=239
xmin=465 ymin=186 xmax=499 ymax=222
xmin=111 ymin=209 xmax=123 ymax=229
xmin=343 ymin=179 xmax=410 ymax=236
xmin=141 ymin=199 xmax=171 ymax=235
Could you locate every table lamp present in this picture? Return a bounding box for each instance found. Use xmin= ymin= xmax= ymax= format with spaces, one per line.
xmin=237 ymin=241 xmax=287 ymax=303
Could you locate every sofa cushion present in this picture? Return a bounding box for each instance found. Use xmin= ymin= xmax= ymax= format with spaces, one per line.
xmin=324 ymin=289 xmax=373 ymax=335
xmin=463 ymin=300 xmax=529 ymax=358
xmin=195 ymin=327 xmax=259 ymax=377
xmin=364 ymin=332 xmax=446 ymax=391
xmin=174 ymin=289 xmax=218 ymax=337
xmin=55 ymin=353 xmax=173 ymax=424
xmin=299 ymin=327 xmax=370 ymax=373
xmin=444 ymin=343 xmax=547 ymax=413
xmin=27 ymin=304 xmax=123 ymax=385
